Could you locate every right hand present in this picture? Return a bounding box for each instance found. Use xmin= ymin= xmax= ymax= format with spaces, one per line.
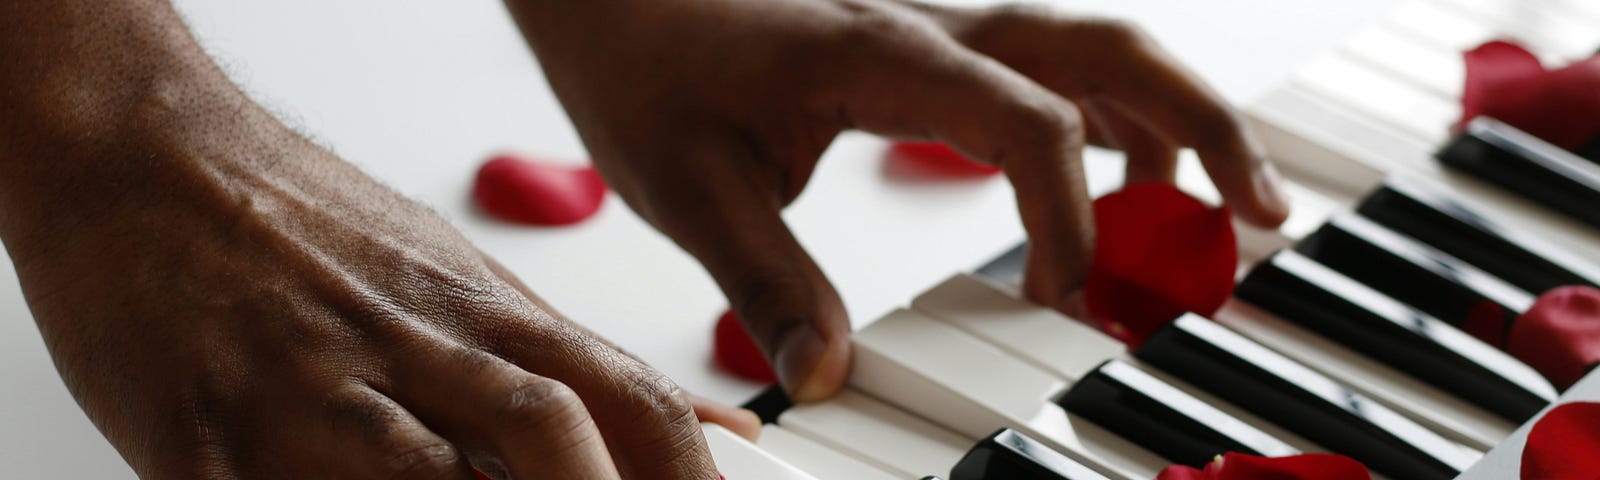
xmin=510 ymin=0 xmax=1291 ymax=403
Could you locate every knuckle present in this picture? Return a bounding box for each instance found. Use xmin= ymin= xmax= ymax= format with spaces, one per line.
xmin=1006 ymin=98 xmax=1084 ymax=145
xmin=494 ymin=377 xmax=591 ymax=436
xmin=378 ymin=442 xmax=464 ymax=480
xmin=836 ymin=5 xmax=937 ymax=53
xmin=1079 ymin=17 xmax=1148 ymax=47
xmin=626 ymin=372 xmax=698 ymax=430
xmin=984 ymin=3 xmax=1059 ymax=25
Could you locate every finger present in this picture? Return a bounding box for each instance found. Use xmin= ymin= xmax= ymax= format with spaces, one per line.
xmin=1092 ymin=28 xmax=1290 ymax=226
xmin=389 ymin=347 xmax=622 ymax=480
xmin=827 ymin=15 xmax=1095 ymax=306
xmin=471 ymin=253 xmax=720 ymax=479
xmin=1084 ymin=100 xmax=1180 ymax=185
xmin=301 ymin=385 xmax=478 ymax=480
xmin=691 ymin=394 xmax=762 ymax=442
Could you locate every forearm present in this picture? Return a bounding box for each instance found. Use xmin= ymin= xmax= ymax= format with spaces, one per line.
xmin=0 ymin=0 xmax=297 ymax=259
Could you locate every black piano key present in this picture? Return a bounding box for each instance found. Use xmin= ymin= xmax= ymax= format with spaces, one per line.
xmin=1357 ymin=177 xmax=1600 ymax=294
xmin=948 ymin=428 xmax=1110 ymax=480
xmin=1438 ymin=117 xmax=1600 ymax=230
xmin=1135 ymin=315 xmax=1477 ymax=480
xmin=1236 ymin=250 xmax=1555 ymax=421
xmin=1295 ymin=213 xmax=1535 ymax=329
xmin=1056 ymin=359 xmax=1299 ymax=468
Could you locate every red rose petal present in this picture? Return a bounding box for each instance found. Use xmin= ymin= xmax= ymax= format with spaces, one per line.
xmin=473 ymin=154 xmax=607 ymax=226
xmin=1153 ymin=453 xmax=1370 ymax=480
xmin=1211 ymin=453 xmax=1371 ymax=480
xmin=1154 ymin=464 xmax=1209 ymax=480
xmin=884 ymin=142 xmax=1003 ymax=179
xmin=474 ymin=471 xmax=491 ymax=480
xmin=1462 ymin=298 xmax=1513 ymax=347
xmin=713 ymin=310 xmax=777 ymax=383
xmin=1085 ymin=184 xmax=1237 ymax=346
xmin=1507 ymin=286 xmax=1600 ymax=389
xmin=1462 ymin=41 xmax=1600 ymax=150
xmin=1522 ymin=402 xmax=1600 ymax=480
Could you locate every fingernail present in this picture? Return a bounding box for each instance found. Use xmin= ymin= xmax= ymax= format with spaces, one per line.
xmin=1254 ymin=161 xmax=1291 ymax=219
xmin=777 ymin=328 xmax=850 ymax=403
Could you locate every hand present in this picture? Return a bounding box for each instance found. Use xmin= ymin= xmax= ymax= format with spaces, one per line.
xmin=0 ymin=5 xmax=754 ymax=476
xmin=509 ymin=0 xmax=1292 ymax=401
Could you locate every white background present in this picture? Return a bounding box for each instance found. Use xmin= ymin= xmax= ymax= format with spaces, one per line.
xmin=0 ymin=0 xmax=1392 ymax=477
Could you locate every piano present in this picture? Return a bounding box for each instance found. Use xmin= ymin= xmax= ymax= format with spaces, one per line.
xmin=699 ymin=0 xmax=1600 ymax=478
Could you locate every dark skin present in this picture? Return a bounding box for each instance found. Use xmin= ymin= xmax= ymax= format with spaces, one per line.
xmin=0 ymin=0 xmax=1287 ymax=478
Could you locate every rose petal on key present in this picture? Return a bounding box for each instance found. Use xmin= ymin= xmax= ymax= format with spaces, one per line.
xmin=1462 ymin=298 xmax=1513 ymax=347
xmin=1210 ymin=452 xmax=1371 ymax=480
xmin=1154 ymin=464 xmax=1210 ymax=480
xmin=1085 ymin=184 xmax=1237 ymax=346
xmin=1506 ymin=286 xmax=1600 ymax=389
xmin=473 ymin=154 xmax=608 ymax=226
xmin=713 ymin=310 xmax=777 ymax=383
xmin=1153 ymin=453 xmax=1369 ymax=480
xmin=883 ymin=142 xmax=1002 ymax=180
xmin=1462 ymin=41 xmax=1600 ymax=150
xmin=1521 ymin=402 xmax=1600 ymax=480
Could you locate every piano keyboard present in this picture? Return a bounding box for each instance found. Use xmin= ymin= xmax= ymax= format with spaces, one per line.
xmin=698 ymin=0 xmax=1600 ymax=478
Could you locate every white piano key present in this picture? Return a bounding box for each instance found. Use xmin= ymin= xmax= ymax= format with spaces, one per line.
xmin=1456 ymin=371 xmax=1600 ymax=479
xmin=704 ymin=423 xmax=820 ymax=480
xmin=1383 ymin=1 xmax=1507 ymax=53
xmin=909 ymin=273 xmax=1331 ymax=459
xmin=850 ymin=309 xmax=1169 ymax=480
xmin=1292 ymin=54 xmax=1458 ymax=145
xmin=1429 ymin=0 xmax=1600 ymax=60
xmin=1247 ymin=84 xmax=1600 ymax=261
xmin=757 ymin=425 xmax=903 ymax=480
xmin=1246 ymin=85 xmax=1429 ymax=196
xmin=910 ymin=274 xmax=1124 ymax=381
xmin=778 ymin=389 xmax=970 ymax=479
xmin=1342 ymin=26 xmax=1464 ymax=99
xmin=1210 ymin=300 xmax=1514 ymax=450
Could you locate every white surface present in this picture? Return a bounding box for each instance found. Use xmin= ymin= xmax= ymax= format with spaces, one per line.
xmin=0 ymin=0 xmax=1396 ymax=477
xmin=1457 ymin=371 xmax=1600 ymax=479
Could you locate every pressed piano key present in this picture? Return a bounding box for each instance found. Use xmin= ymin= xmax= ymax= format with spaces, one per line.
xmin=1438 ymin=117 xmax=1600 ymax=231
xmin=910 ymin=274 xmax=1125 ymax=381
xmin=703 ymin=424 xmax=820 ymax=480
xmin=1211 ymin=300 xmax=1512 ymax=450
xmin=1296 ymin=212 xmax=1535 ymax=327
xmin=910 ymin=274 xmax=1327 ymax=456
xmin=1135 ymin=315 xmax=1480 ymax=480
xmin=1358 ymin=178 xmax=1600 ymax=294
xmin=1056 ymin=360 xmax=1300 ymax=468
xmin=850 ymin=309 xmax=1169 ymax=480
xmin=1292 ymin=54 xmax=1457 ymax=145
xmin=757 ymin=425 xmax=903 ymax=480
xmin=1341 ymin=26 xmax=1463 ymax=99
xmin=1236 ymin=250 xmax=1556 ymax=421
xmin=950 ymin=428 xmax=1112 ymax=480
xmin=778 ymin=389 xmax=972 ymax=479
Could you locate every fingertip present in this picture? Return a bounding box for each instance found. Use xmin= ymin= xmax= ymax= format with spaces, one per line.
xmin=777 ymin=330 xmax=851 ymax=403
xmin=690 ymin=396 xmax=763 ymax=442
xmin=1242 ymin=161 xmax=1292 ymax=227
